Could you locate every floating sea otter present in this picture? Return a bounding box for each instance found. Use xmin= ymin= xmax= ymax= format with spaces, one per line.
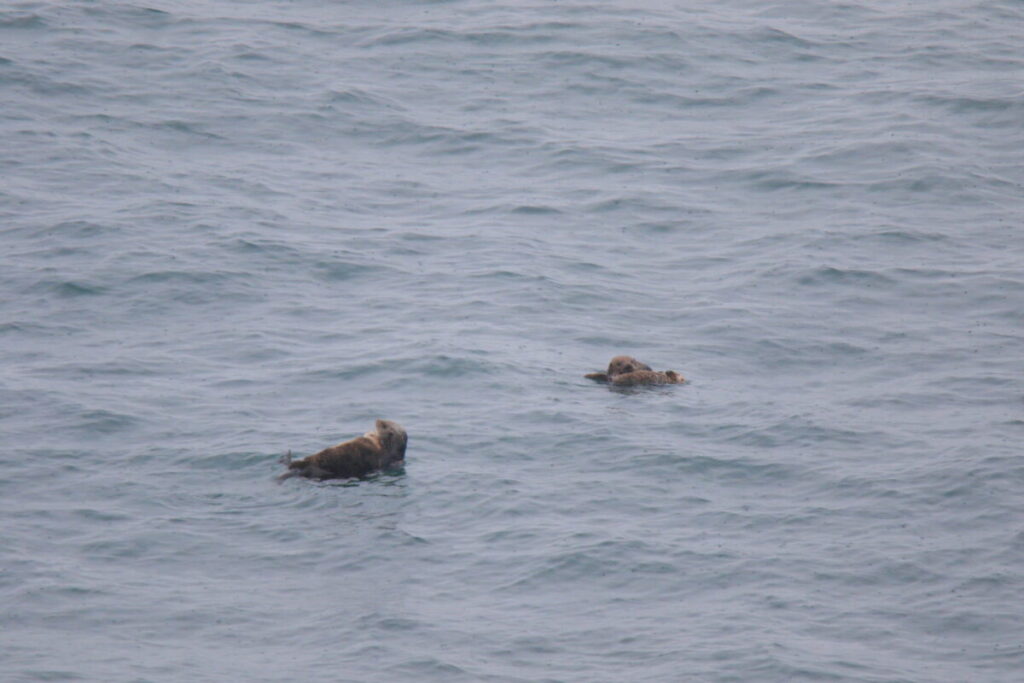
xmin=585 ymin=355 xmax=685 ymax=387
xmin=278 ymin=419 xmax=408 ymax=481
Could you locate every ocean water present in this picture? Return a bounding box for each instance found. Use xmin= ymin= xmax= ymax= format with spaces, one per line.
xmin=2 ymin=0 xmax=1023 ymax=680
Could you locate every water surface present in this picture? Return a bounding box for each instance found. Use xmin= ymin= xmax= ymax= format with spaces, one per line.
xmin=2 ymin=1 xmax=1023 ymax=680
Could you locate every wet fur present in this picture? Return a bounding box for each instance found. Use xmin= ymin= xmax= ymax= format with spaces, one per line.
xmin=585 ymin=355 xmax=685 ymax=386
xmin=279 ymin=419 xmax=408 ymax=481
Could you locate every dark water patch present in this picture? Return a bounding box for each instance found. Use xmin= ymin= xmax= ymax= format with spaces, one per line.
xmin=398 ymin=231 xmax=445 ymax=243
xmin=748 ymin=171 xmax=845 ymax=193
xmin=631 ymin=84 xmax=780 ymax=109
xmin=222 ymin=236 xmax=306 ymax=264
xmin=125 ymin=269 xmax=239 ymax=287
xmin=795 ymin=266 xmax=896 ymax=288
xmin=498 ymin=539 xmax=664 ymax=591
xmin=718 ymin=417 xmax=884 ymax=451
xmin=152 ymin=119 xmax=225 ymax=141
xmin=755 ymin=26 xmax=819 ymax=49
xmin=510 ymin=204 xmax=561 ymax=215
xmin=56 ymin=360 xmax=166 ymax=379
xmin=323 ymin=86 xmax=402 ymax=110
xmin=289 ymin=361 xmax=392 ymax=384
xmin=866 ymin=169 xmax=975 ymax=197
xmin=8 ymin=449 xmax=85 ymax=464
xmin=534 ymin=49 xmax=633 ymax=71
xmin=232 ymin=49 xmax=275 ymax=63
xmin=72 ymin=507 xmax=132 ymax=524
xmin=11 ymin=245 xmax=98 ymax=263
xmin=10 ymin=668 xmax=88 ymax=682
xmin=5 ymin=72 xmax=95 ymax=97
xmin=869 ymin=228 xmax=949 ymax=245
xmin=377 ymin=123 xmax=535 ymax=157
xmin=714 ymin=336 xmax=873 ymax=374
xmin=456 ymin=202 xmax=547 ymax=218
xmin=887 ymin=266 xmax=965 ymax=281
xmin=917 ymin=92 xmax=1022 ymax=115
xmin=80 ymin=3 xmax=172 ymax=26
xmin=561 ymin=258 xmax=613 ymax=277
xmin=0 ymin=321 xmax=78 ymax=337
xmin=383 ymin=657 xmax=474 ymax=681
xmin=77 ymin=535 xmax=161 ymax=562
xmin=586 ymin=197 xmax=635 ymax=213
xmin=631 ymin=220 xmax=684 ymax=234
xmin=255 ymin=19 xmax=339 ymax=39
xmin=802 ymin=138 xmax=941 ymax=170
xmin=614 ymin=451 xmax=801 ymax=484
xmin=359 ymin=26 xmax=506 ymax=49
xmin=43 ymin=280 xmax=108 ymax=298
xmin=0 ymin=13 xmax=45 ymax=30
xmin=313 ymin=259 xmax=385 ymax=282
xmin=406 ymin=354 xmax=495 ymax=378
xmin=41 ymin=219 xmax=114 ymax=239
xmin=70 ymin=409 xmax=142 ymax=435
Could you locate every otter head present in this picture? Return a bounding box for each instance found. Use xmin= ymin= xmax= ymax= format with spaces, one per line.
xmin=375 ymin=419 xmax=408 ymax=463
xmin=607 ymin=355 xmax=652 ymax=377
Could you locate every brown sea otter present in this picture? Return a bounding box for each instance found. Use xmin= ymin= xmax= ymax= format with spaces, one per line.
xmin=278 ymin=419 xmax=408 ymax=481
xmin=585 ymin=355 xmax=685 ymax=386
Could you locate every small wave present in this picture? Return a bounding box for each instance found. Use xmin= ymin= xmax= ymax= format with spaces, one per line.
xmin=79 ymin=536 xmax=157 ymax=560
xmin=384 ymin=657 xmax=471 ymax=679
xmin=232 ymin=49 xmax=274 ymax=63
xmin=756 ymin=26 xmax=818 ymax=48
xmin=866 ymin=169 xmax=968 ymax=195
xmin=510 ymin=204 xmax=561 ymax=215
xmin=49 ymin=281 xmax=107 ymax=298
xmin=410 ymin=354 xmax=494 ymax=378
xmin=313 ymin=259 xmax=383 ymax=282
xmin=323 ymin=87 xmax=399 ymax=109
xmin=635 ymin=451 xmax=800 ymax=481
xmin=796 ymin=266 xmax=896 ymax=288
xmin=916 ymin=93 xmax=1021 ymax=114
xmin=224 ymin=236 xmax=303 ymax=259
xmin=154 ymin=119 xmax=225 ymax=141
xmin=0 ymin=13 xmax=45 ymax=30
xmin=358 ymin=25 xmax=566 ymax=50
xmin=73 ymin=409 xmax=141 ymax=435
xmin=749 ymin=171 xmax=843 ymax=192
xmin=0 ymin=321 xmax=76 ymax=336
xmin=535 ymin=49 xmax=632 ymax=70
xmin=358 ymin=27 xmax=459 ymax=48
xmin=870 ymin=228 xmax=948 ymax=244
xmin=81 ymin=4 xmax=171 ymax=26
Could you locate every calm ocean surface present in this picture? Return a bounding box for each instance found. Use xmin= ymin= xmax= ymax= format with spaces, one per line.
xmin=2 ymin=1 xmax=1023 ymax=681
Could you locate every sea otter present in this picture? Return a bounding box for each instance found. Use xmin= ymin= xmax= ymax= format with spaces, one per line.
xmin=278 ymin=419 xmax=408 ymax=481
xmin=585 ymin=355 xmax=685 ymax=386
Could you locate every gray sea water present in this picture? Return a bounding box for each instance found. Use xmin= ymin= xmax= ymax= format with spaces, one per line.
xmin=3 ymin=1 xmax=1023 ymax=680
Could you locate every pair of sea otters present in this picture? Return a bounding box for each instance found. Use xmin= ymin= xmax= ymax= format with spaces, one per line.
xmin=279 ymin=355 xmax=684 ymax=481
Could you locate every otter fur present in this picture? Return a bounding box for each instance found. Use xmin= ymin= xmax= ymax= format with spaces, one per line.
xmin=585 ymin=355 xmax=685 ymax=386
xmin=278 ymin=419 xmax=408 ymax=481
